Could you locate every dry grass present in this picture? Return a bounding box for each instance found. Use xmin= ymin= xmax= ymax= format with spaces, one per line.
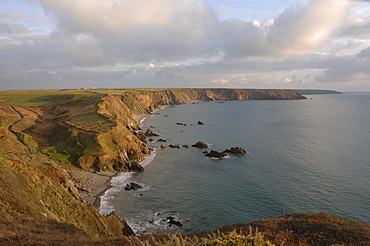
xmin=0 ymin=224 xmax=274 ymax=246
xmin=214 ymin=213 xmax=370 ymax=246
xmin=0 ymin=219 xmax=90 ymax=246
xmin=83 ymin=228 xmax=273 ymax=246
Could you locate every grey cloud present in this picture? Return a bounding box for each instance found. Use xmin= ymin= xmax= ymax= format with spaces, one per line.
xmin=34 ymin=0 xmax=352 ymax=65
xmin=1 ymin=0 xmax=370 ymax=90
xmin=358 ymin=47 xmax=370 ymax=57
xmin=39 ymin=0 xmax=220 ymax=64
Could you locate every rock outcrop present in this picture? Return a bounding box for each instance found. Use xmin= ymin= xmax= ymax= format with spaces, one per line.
xmin=192 ymin=141 xmax=209 ymax=148
xmin=204 ymin=150 xmax=228 ymax=159
xmin=224 ymin=147 xmax=247 ymax=155
xmin=124 ymin=182 xmax=142 ymax=191
xmin=144 ymin=128 xmax=159 ymax=136
xmin=165 ymin=216 xmax=183 ymax=227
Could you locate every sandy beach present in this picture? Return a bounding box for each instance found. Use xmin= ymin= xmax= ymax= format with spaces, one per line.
xmin=68 ymin=169 xmax=117 ymax=207
xmin=67 ymin=114 xmax=152 ymax=209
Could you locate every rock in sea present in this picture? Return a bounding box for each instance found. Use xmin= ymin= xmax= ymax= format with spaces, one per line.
xmin=124 ymin=182 xmax=142 ymax=191
xmin=144 ymin=129 xmax=159 ymax=137
xmin=204 ymin=150 xmax=228 ymax=159
xmin=224 ymin=147 xmax=247 ymax=155
xmin=192 ymin=141 xmax=209 ymax=148
xmin=165 ymin=216 xmax=183 ymax=227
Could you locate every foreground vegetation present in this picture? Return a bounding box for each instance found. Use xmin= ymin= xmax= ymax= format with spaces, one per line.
xmin=1 ymin=213 xmax=369 ymax=245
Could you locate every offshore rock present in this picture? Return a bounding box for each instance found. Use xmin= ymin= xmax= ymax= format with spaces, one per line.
xmin=165 ymin=216 xmax=183 ymax=227
xmin=124 ymin=182 xmax=142 ymax=191
xmin=192 ymin=141 xmax=209 ymax=148
xmin=224 ymin=147 xmax=247 ymax=155
xmin=205 ymin=150 xmax=228 ymax=159
xmin=145 ymin=128 xmax=159 ymax=136
xmin=169 ymin=144 xmax=180 ymax=148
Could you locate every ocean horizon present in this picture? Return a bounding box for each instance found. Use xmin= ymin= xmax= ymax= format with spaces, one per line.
xmin=99 ymin=92 xmax=370 ymax=235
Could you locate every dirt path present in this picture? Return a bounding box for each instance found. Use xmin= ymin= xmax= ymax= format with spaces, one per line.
xmin=8 ymin=106 xmax=31 ymax=154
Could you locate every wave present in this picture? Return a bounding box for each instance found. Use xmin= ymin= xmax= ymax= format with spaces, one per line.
xmin=99 ymin=149 xmax=157 ymax=215
xmin=140 ymin=106 xmax=169 ymax=127
xmin=124 ymin=210 xmax=190 ymax=235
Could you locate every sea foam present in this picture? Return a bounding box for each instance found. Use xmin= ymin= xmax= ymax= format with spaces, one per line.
xmin=99 ymin=149 xmax=157 ymax=215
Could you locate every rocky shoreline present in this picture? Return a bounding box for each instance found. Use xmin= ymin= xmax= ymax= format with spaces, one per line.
xmin=68 ymin=169 xmax=117 ymax=207
xmin=74 ymin=113 xmax=152 ymax=209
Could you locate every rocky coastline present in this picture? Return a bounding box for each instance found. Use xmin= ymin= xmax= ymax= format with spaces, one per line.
xmin=67 ymin=88 xmax=307 ymax=208
xmin=0 ymin=88 xmax=308 ymax=241
xmin=1 ymin=88 xmax=370 ymax=245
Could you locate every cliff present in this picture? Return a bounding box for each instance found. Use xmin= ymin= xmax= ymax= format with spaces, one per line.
xmin=298 ymin=89 xmax=342 ymax=95
xmin=0 ymin=88 xmax=305 ymax=242
xmin=0 ymin=101 xmax=134 ymax=242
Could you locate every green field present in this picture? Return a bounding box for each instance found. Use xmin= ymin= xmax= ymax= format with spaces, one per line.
xmin=0 ymin=88 xmax=166 ymax=107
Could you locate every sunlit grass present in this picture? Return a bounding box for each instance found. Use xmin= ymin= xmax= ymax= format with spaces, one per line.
xmin=0 ymin=88 xmax=168 ymax=107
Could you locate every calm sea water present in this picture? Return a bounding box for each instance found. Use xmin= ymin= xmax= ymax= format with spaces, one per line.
xmin=99 ymin=93 xmax=370 ymax=235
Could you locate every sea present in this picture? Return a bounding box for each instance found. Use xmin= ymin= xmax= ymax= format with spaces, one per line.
xmin=99 ymin=92 xmax=370 ymax=235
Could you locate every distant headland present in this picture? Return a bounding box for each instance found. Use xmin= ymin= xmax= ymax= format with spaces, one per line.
xmin=298 ymin=89 xmax=342 ymax=95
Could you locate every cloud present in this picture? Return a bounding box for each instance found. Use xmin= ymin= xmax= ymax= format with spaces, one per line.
xmin=1 ymin=0 xmax=370 ymax=91
xmin=33 ymin=0 xmax=353 ymax=65
xmin=358 ymin=46 xmax=370 ymax=58
xmin=339 ymin=3 xmax=370 ymax=38
xmin=221 ymin=0 xmax=352 ymax=60
xmin=212 ymin=78 xmax=229 ymax=85
xmin=38 ymin=0 xmax=219 ymax=64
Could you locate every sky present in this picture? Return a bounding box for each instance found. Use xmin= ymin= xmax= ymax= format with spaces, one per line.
xmin=1 ymin=0 xmax=370 ymax=91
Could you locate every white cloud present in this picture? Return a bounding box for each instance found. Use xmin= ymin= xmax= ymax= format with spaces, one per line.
xmin=221 ymin=0 xmax=351 ymax=60
xmin=33 ymin=0 xmax=353 ymax=65
xmin=212 ymin=78 xmax=229 ymax=85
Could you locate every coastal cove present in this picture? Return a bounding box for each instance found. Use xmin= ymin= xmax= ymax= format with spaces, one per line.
xmin=100 ymin=92 xmax=370 ymax=235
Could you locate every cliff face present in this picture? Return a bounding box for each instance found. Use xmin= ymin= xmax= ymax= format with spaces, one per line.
xmin=120 ymin=89 xmax=306 ymax=110
xmin=75 ymin=89 xmax=305 ymax=171
xmin=0 ymin=102 xmax=134 ymax=240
